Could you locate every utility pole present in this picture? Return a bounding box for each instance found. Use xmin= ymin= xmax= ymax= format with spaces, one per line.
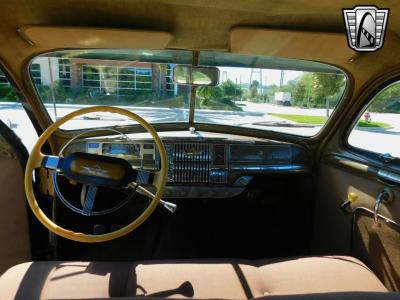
xmin=326 ymin=97 xmax=330 ymax=117
xmin=239 ymin=76 xmax=242 ymax=100
xmin=250 ymin=68 xmax=262 ymax=93
xmin=47 ymin=57 xmax=58 ymax=120
xmin=235 ymin=78 xmax=238 ymax=100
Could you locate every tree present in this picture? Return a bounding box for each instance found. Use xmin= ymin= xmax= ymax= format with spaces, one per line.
xmin=198 ymin=80 xmax=242 ymax=101
xmin=283 ymin=72 xmax=345 ymax=108
xmin=249 ymin=80 xmax=259 ymax=98
xmin=290 ymin=73 xmax=313 ymax=107
xmin=312 ymin=73 xmax=345 ymax=107
xmin=197 ymin=86 xmax=223 ymax=100
xmin=220 ymin=79 xmax=242 ymax=98
xmin=370 ymin=84 xmax=400 ymax=112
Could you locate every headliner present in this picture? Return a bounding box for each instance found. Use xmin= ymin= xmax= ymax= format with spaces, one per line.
xmin=0 ymin=0 xmax=398 ymax=49
xmin=1 ymin=0 xmax=399 ymax=80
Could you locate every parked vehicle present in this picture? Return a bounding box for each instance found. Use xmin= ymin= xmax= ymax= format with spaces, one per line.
xmin=274 ymin=92 xmax=292 ymax=106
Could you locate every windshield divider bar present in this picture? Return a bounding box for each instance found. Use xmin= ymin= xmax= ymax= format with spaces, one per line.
xmin=188 ymin=51 xmax=199 ymax=126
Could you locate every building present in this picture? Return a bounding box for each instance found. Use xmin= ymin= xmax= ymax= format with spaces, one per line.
xmin=0 ymin=70 xmax=9 ymax=87
xmin=31 ymin=57 xmax=178 ymax=97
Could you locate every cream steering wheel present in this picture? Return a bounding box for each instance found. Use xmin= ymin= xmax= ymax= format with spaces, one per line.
xmin=24 ymin=106 xmax=168 ymax=243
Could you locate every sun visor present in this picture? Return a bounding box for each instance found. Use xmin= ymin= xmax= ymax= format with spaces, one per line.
xmin=18 ymin=26 xmax=172 ymax=49
xmin=230 ymin=27 xmax=354 ymax=65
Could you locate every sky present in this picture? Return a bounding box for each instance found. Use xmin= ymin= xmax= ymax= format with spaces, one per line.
xmin=218 ymin=67 xmax=304 ymax=87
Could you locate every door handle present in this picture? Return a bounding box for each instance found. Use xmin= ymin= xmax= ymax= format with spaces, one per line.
xmin=374 ymin=187 xmax=394 ymax=225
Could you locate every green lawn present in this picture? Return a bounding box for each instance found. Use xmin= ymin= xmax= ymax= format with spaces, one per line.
xmin=270 ymin=113 xmax=390 ymax=128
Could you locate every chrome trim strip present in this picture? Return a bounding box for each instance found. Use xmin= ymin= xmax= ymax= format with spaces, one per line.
xmin=164 ymin=185 xmax=244 ymax=198
xmin=229 ymin=164 xmax=308 ymax=173
xmin=377 ymin=169 xmax=400 ymax=186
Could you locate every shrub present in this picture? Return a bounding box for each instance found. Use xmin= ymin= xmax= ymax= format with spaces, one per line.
xmin=0 ymin=86 xmax=12 ymax=98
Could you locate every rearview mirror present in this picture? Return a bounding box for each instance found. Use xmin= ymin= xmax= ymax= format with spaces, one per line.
xmin=173 ymin=66 xmax=219 ymax=86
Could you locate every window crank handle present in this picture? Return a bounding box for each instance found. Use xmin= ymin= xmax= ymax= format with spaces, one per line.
xmin=374 ymin=187 xmax=394 ymax=225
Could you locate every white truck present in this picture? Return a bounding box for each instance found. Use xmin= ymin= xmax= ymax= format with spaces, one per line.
xmin=274 ymin=92 xmax=292 ymax=106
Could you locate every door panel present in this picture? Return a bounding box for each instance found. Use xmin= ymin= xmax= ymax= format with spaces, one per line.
xmin=353 ymin=209 xmax=400 ymax=291
xmin=313 ymin=154 xmax=400 ymax=291
xmin=0 ymin=123 xmax=31 ymax=274
xmin=314 ymin=77 xmax=400 ymax=291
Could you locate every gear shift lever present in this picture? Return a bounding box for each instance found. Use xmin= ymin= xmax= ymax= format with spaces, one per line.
xmin=132 ymin=183 xmax=177 ymax=213
xmin=159 ymin=199 xmax=177 ymax=213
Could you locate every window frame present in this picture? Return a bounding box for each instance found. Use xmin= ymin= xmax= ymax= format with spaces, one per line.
xmin=344 ymin=77 xmax=400 ymax=167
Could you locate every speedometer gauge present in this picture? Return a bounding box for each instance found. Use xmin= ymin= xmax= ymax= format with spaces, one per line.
xmin=103 ymin=143 xmax=140 ymax=156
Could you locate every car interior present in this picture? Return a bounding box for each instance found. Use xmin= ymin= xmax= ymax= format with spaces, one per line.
xmin=0 ymin=1 xmax=399 ymax=299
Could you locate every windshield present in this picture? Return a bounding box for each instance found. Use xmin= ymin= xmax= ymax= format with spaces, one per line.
xmin=30 ymin=49 xmax=347 ymax=136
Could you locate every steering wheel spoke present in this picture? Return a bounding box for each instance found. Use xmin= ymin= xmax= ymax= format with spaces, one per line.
xmin=81 ymin=185 xmax=98 ymax=216
xmin=134 ymin=169 xmax=153 ymax=185
xmin=41 ymin=155 xmax=63 ymax=170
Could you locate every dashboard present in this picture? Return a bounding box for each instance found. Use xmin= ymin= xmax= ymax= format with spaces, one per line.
xmin=64 ymin=131 xmax=311 ymax=198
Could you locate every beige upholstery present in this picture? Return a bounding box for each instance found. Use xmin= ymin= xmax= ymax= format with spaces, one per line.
xmin=0 ymin=256 xmax=387 ymax=299
xmin=0 ymin=159 xmax=31 ymax=274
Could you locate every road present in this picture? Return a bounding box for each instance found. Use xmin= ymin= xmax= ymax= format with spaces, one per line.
xmin=0 ymin=102 xmax=398 ymax=157
xmin=243 ymin=103 xmax=400 ymax=157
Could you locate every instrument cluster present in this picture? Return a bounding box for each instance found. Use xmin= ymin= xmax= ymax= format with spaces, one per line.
xmin=85 ymin=141 xmax=157 ymax=170
xmin=63 ymin=134 xmax=311 ymax=198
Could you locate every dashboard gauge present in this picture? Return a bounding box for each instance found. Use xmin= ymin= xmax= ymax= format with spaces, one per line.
xmin=143 ymin=143 xmax=154 ymax=149
xmin=98 ymin=142 xmax=157 ymax=171
xmin=102 ymin=143 xmax=140 ymax=157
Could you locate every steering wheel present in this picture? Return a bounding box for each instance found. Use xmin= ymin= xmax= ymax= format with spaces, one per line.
xmin=24 ymin=106 xmax=168 ymax=243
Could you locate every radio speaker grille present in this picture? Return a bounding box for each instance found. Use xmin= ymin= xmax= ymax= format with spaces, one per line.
xmin=171 ymin=143 xmax=210 ymax=183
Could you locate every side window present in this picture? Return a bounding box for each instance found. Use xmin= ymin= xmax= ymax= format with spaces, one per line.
xmin=0 ymin=69 xmax=38 ymax=151
xmin=348 ymin=81 xmax=400 ymax=158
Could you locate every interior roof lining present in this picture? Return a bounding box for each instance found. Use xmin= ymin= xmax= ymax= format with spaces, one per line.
xmin=19 ymin=26 xmax=173 ymax=49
